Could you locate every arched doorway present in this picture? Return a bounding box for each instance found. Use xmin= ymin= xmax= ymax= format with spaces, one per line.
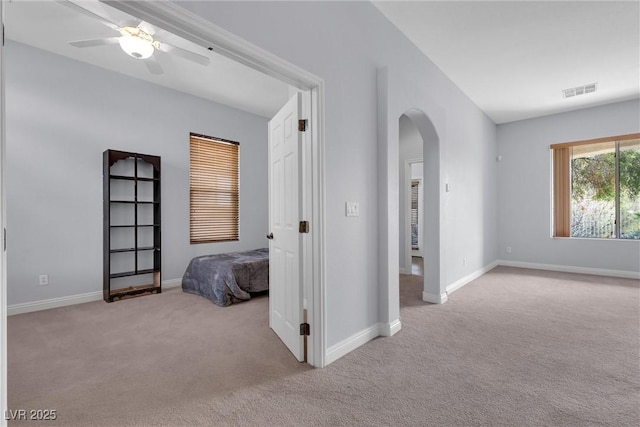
xmin=401 ymin=109 xmax=444 ymax=304
xmin=377 ymin=68 xmax=446 ymax=337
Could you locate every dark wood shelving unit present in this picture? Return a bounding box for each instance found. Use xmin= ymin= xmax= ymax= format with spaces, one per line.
xmin=103 ymin=149 xmax=161 ymax=302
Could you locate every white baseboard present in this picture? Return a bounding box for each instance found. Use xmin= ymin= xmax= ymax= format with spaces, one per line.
xmin=497 ymin=260 xmax=639 ymax=280
xmin=8 ymin=291 xmax=103 ymax=316
xmin=163 ymin=278 xmax=183 ymax=289
xmin=325 ymin=323 xmax=381 ymax=366
xmin=399 ymin=267 xmax=409 ymax=275
xmin=8 ymin=278 xmax=183 ymax=316
xmin=446 ymin=261 xmax=499 ymax=295
xmin=379 ymin=319 xmax=402 ymax=337
xmin=422 ymin=291 xmax=448 ymax=304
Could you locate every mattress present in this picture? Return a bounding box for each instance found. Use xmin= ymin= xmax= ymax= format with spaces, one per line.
xmin=181 ymin=248 xmax=269 ymax=307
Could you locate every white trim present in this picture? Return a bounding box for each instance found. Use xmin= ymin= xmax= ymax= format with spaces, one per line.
xmin=326 ymin=320 xmax=402 ymax=365
xmin=325 ymin=324 xmax=380 ymax=366
xmin=8 ymin=278 xmax=183 ymax=316
xmin=497 ymin=260 xmax=640 ymax=280
xmin=8 ymin=291 xmax=103 ymax=316
xmin=309 ymin=84 xmax=326 ymax=368
xmin=399 ymin=267 xmax=410 ymax=275
xmin=446 ymin=261 xmax=499 ymax=295
xmin=103 ymin=1 xmax=319 ymax=90
xmin=422 ymin=291 xmax=448 ymax=304
xmin=0 ymin=1 xmax=7 ymax=422
xmin=162 ymin=278 xmax=183 ymax=289
xmin=379 ymin=319 xmax=402 ymax=337
xmin=105 ymin=1 xmax=326 ymax=368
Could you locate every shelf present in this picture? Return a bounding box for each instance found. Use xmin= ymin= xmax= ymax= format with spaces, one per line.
xmin=108 ymin=283 xmax=160 ymax=301
xmin=110 ymin=174 xmax=158 ymax=182
xmin=110 ymin=224 xmax=160 ymax=228
xmin=105 ymin=149 xmax=161 ymax=304
xmin=110 ymin=247 xmax=158 ymax=253
xmin=110 ymin=200 xmax=159 ymax=204
xmin=110 ymin=269 xmax=158 ymax=279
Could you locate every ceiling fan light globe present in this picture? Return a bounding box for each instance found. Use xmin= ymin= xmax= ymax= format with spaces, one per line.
xmin=119 ymin=35 xmax=154 ymax=59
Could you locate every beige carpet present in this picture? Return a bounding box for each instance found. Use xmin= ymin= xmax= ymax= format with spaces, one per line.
xmin=7 ymin=266 xmax=639 ymax=426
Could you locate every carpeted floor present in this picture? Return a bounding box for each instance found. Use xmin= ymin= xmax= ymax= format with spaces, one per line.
xmin=7 ymin=265 xmax=639 ymax=426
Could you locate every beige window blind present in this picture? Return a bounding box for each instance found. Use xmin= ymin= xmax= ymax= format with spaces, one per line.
xmin=189 ymin=133 xmax=239 ymax=244
xmin=552 ymin=146 xmax=571 ymax=237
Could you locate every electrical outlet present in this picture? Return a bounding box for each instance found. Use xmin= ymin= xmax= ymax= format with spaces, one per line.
xmin=39 ymin=274 xmax=49 ymax=286
xmin=506 ymin=247 xmax=512 ymax=254
xmin=462 ymin=258 xmax=466 ymax=267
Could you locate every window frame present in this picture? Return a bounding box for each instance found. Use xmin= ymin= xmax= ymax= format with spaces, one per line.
xmin=551 ymin=133 xmax=640 ymax=239
xmin=189 ymin=132 xmax=240 ymax=244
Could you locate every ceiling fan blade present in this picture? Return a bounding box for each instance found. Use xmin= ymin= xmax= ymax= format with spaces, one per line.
xmin=144 ymin=57 xmax=164 ymax=75
xmin=137 ymin=21 xmax=157 ymax=36
xmin=68 ymin=37 xmax=120 ymax=48
xmin=157 ymin=42 xmax=210 ymax=66
xmin=57 ymin=0 xmax=120 ymax=31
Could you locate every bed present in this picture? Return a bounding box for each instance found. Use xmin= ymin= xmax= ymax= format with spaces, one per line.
xmin=182 ymin=248 xmax=269 ymax=307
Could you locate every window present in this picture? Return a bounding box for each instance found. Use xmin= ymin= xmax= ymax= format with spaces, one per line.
xmin=189 ymin=133 xmax=239 ymax=244
xmin=551 ymin=133 xmax=640 ymax=239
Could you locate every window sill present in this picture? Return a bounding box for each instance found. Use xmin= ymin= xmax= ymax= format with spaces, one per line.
xmin=552 ymin=236 xmax=640 ymax=242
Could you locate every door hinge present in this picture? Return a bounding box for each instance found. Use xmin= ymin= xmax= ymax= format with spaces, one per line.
xmin=299 ymin=220 xmax=309 ymax=233
xmin=3 ymin=228 xmax=6 ymax=252
xmin=298 ymin=119 xmax=308 ymax=132
xmin=300 ymin=322 xmax=310 ymax=336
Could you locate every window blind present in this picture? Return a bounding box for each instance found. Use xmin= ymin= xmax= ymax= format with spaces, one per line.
xmin=189 ymin=133 xmax=239 ymax=244
xmin=552 ymin=147 xmax=571 ymax=237
xmin=411 ymin=180 xmax=419 ymax=249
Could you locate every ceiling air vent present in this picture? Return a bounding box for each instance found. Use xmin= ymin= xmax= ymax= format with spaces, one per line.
xmin=563 ymin=83 xmax=597 ymax=99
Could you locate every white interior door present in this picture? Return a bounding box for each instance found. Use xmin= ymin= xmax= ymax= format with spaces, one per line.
xmin=268 ymin=92 xmax=303 ymax=362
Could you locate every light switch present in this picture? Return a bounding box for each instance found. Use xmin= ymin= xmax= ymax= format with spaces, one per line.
xmin=346 ymin=201 xmax=359 ymax=217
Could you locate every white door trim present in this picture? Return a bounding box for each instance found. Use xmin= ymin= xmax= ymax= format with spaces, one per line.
xmin=0 ymin=1 xmax=7 ymax=422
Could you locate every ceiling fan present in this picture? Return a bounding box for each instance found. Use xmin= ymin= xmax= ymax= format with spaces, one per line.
xmin=62 ymin=0 xmax=210 ymax=75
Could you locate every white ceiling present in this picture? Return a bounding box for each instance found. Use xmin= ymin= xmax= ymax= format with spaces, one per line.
xmin=374 ymin=0 xmax=640 ymax=124
xmin=4 ymin=0 xmax=292 ymax=118
xmin=5 ymin=1 xmax=639 ymax=124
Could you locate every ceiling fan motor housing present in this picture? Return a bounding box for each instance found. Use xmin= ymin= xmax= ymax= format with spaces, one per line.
xmin=118 ymin=26 xmax=155 ymax=59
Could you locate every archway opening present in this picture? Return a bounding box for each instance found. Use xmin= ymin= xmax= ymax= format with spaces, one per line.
xmin=399 ymin=109 xmax=443 ymax=305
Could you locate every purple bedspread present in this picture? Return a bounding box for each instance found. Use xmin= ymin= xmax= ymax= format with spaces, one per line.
xmin=181 ymin=248 xmax=269 ymax=307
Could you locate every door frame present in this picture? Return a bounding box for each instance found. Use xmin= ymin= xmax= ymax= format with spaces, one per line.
xmin=0 ymin=5 xmax=325 ymax=401
xmin=96 ymin=1 xmax=326 ymax=368
xmin=0 ymin=0 xmax=7 ymax=423
xmin=403 ymin=158 xmax=423 ymax=273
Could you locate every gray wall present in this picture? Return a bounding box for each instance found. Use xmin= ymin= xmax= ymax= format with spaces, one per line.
xmin=177 ymin=1 xmax=499 ymax=346
xmin=497 ymin=100 xmax=640 ymax=273
xmin=6 ymin=41 xmax=270 ymax=305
